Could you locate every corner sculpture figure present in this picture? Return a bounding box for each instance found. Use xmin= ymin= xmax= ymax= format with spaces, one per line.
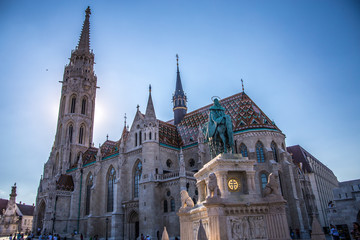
xmin=207 ymin=173 xmax=221 ymax=199
xmin=180 ymin=190 xmax=195 ymax=210
xmin=263 ymin=172 xmax=281 ymax=197
xmin=203 ymin=98 xmax=234 ymax=157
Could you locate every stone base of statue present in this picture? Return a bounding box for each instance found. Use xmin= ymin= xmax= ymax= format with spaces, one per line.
xmin=178 ymin=153 xmax=291 ymax=240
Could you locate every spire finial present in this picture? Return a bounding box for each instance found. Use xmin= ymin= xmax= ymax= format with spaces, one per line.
xmin=106 ymin=134 xmax=109 ymax=141
xmin=76 ymin=7 xmax=91 ymax=53
xmin=124 ymin=113 xmax=127 ymax=126
xmin=241 ymin=79 xmax=245 ymax=92
xmin=176 ymin=54 xmax=179 ymax=72
xmin=149 ymin=84 xmax=152 ymax=93
xmin=85 ymin=6 xmax=91 ymax=16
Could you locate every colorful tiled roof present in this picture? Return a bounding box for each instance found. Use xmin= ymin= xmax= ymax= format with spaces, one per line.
xmin=56 ymin=174 xmax=74 ymax=191
xmin=82 ymin=147 xmax=98 ymax=166
xmin=160 ymin=92 xmax=280 ymax=147
xmin=100 ymin=140 xmax=119 ymax=158
xmin=159 ymin=121 xmax=183 ymax=148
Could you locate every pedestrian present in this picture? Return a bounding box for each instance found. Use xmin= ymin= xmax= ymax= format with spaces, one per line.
xmin=9 ymin=234 xmax=13 ymax=240
xmin=140 ymin=233 xmax=145 ymax=240
xmin=351 ymin=222 xmax=360 ymax=240
xmin=80 ymin=233 xmax=83 ymax=240
xmin=330 ymin=224 xmax=340 ymax=240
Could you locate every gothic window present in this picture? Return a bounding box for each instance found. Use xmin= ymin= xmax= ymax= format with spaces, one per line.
xmin=149 ymin=132 xmax=152 ymax=140
xmin=134 ymin=161 xmax=142 ymax=198
xmin=85 ymin=173 xmax=93 ymax=215
xmin=135 ymin=133 xmax=138 ymax=147
xmin=70 ymin=96 xmax=76 ymax=113
xmin=144 ymin=132 xmax=146 ymax=141
xmin=170 ymin=198 xmax=175 ymax=212
xmin=256 ymin=141 xmax=265 ymax=163
xmin=107 ymin=167 xmax=116 ymax=212
xmin=79 ymin=126 xmax=84 ymax=144
xmin=166 ymin=159 xmax=172 ymax=168
xmin=186 ymin=183 xmax=190 ymax=192
xmin=81 ymin=98 xmax=87 ymax=115
xmin=239 ymin=143 xmax=248 ymax=157
xmin=163 ymin=200 xmax=168 ymax=213
xmin=61 ymin=96 xmax=66 ymax=116
xmin=68 ymin=152 xmax=72 ymax=168
xmin=260 ymin=173 xmax=268 ymax=190
xmin=189 ymin=159 xmax=195 ymax=167
xmin=69 ymin=125 xmax=73 ymax=143
xmin=139 ymin=131 xmax=142 ymax=145
xmin=271 ymin=142 xmax=278 ymax=162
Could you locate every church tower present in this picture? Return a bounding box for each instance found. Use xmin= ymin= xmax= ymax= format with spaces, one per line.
xmin=172 ymin=54 xmax=187 ymax=125
xmin=53 ymin=6 xmax=97 ymax=173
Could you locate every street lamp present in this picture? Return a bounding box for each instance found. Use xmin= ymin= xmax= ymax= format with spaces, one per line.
xmin=105 ymin=218 xmax=109 ymax=240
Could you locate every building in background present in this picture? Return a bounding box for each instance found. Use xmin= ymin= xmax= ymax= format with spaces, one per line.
xmin=287 ymin=145 xmax=339 ymax=233
xmin=0 ymin=184 xmax=35 ymax=237
xmin=32 ymin=7 xmax=338 ymax=240
xmin=327 ymin=179 xmax=360 ymax=239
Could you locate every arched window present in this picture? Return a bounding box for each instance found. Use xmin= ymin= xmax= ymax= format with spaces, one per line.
xmin=149 ymin=132 xmax=152 ymax=140
xmin=139 ymin=131 xmax=142 ymax=145
xmin=189 ymin=159 xmax=195 ymax=167
xmin=79 ymin=126 xmax=84 ymax=144
xmin=70 ymin=96 xmax=76 ymax=113
xmin=271 ymin=142 xmax=278 ymax=162
xmin=107 ymin=167 xmax=116 ymax=212
xmin=163 ymin=200 xmax=168 ymax=213
xmin=134 ymin=161 xmax=142 ymax=198
xmin=239 ymin=143 xmax=248 ymax=157
xmin=68 ymin=125 xmax=73 ymax=143
xmin=166 ymin=159 xmax=172 ymax=168
xmin=260 ymin=173 xmax=268 ymax=190
xmin=135 ymin=133 xmax=138 ymax=147
xmin=256 ymin=141 xmax=265 ymax=163
xmin=170 ymin=198 xmax=175 ymax=212
xmin=85 ymin=173 xmax=93 ymax=215
xmin=61 ymin=96 xmax=66 ymax=116
xmin=81 ymin=98 xmax=87 ymax=115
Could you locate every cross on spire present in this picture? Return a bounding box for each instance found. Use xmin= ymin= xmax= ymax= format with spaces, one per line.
xmin=106 ymin=134 xmax=109 ymax=141
xmin=124 ymin=113 xmax=127 ymax=126
xmin=241 ymin=79 xmax=245 ymax=93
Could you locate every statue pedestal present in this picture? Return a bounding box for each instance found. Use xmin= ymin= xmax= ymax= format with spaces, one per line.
xmin=178 ymin=154 xmax=291 ymax=240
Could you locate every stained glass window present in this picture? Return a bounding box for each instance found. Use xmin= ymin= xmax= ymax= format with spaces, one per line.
xmin=239 ymin=143 xmax=248 ymax=157
xmin=134 ymin=161 xmax=142 ymax=198
xmin=85 ymin=174 xmax=93 ymax=215
xmin=256 ymin=142 xmax=265 ymax=163
xmin=107 ymin=168 xmax=116 ymax=212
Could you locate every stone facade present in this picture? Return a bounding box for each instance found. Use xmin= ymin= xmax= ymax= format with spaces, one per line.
xmin=327 ymin=179 xmax=360 ymax=239
xmin=33 ymin=7 xmax=337 ymax=240
xmin=0 ymin=184 xmax=35 ymax=237
xmin=287 ymin=145 xmax=339 ymax=233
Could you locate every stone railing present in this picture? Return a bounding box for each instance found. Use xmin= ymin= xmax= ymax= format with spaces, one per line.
xmin=155 ymin=172 xmax=179 ymax=180
xmin=186 ymin=171 xmax=195 ymax=177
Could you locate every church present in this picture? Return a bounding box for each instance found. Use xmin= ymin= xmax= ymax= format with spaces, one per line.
xmin=33 ymin=7 xmax=324 ymax=239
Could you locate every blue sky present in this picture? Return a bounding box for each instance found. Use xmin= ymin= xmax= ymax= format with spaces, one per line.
xmin=0 ymin=0 xmax=359 ymax=205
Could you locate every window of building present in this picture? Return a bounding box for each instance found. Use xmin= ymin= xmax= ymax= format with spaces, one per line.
xmin=134 ymin=161 xmax=142 ymax=198
xmin=170 ymin=199 xmax=175 ymax=212
xmin=70 ymin=96 xmax=76 ymax=113
xmin=167 ymin=190 xmax=171 ymax=197
xmin=166 ymin=159 xmax=172 ymax=168
xmin=107 ymin=167 xmax=116 ymax=212
xmin=271 ymin=141 xmax=278 ymax=162
xmin=135 ymin=133 xmax=138 ymax=147
xmin=139 ymin=131 xmax=142 ymax=145
xmin=69 ymin=125 xmax=73 ymax=143
xmin=149 ymin=132 xmax=152 ymax=140
xmin=189 ymin=159 xmax=195 ymax=167
xmin=81 ymin=98 xmax=87 ymax=115
xmin=260 ymin=173 xmax=268 ymax=190
xmin=85 ymin=173 xmax=93 ymax=215
xmin=256 ymin=141 xmax=265 ymax=163
xmin=163 ymin=200 xmax=168 ymax=213
xmin=239 ymin=143 xmax=248 ymax=157
xmin=79 ymin=126 xmax=84 ymax=144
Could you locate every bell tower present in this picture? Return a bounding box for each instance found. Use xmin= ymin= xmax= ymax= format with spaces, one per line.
xmin=173 ymin=54 xmax=187 ymax=125
xmin=53 ymin=6 xmax=97 ymax=173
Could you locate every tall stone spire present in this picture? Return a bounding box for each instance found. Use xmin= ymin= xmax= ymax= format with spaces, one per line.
xmin=173 ymin=54 xmax=187 ymax=125
xmin=145 ymin=84 xmax=156 ymax=120
xmin=76 ymin=6 xmax=91 ymax=53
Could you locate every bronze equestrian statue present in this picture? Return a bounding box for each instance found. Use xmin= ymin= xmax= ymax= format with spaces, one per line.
xmin=203 ymin=98 xmax=234 ymax=157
